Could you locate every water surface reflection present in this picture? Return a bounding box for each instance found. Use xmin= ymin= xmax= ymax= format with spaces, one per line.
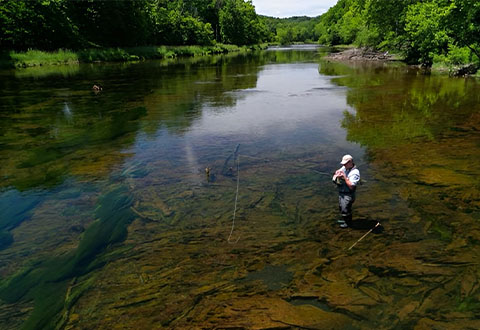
xmin=0 ymin=48 xmax=479 ymax=329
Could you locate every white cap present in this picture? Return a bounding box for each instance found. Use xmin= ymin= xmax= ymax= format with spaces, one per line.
xmin=340 ymin=154 xmax=353 ymax=165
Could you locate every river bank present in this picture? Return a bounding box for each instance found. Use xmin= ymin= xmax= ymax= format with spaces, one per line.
xmin=325 ymin=47 xmax=480 ymax=77
xmin=325 ymin=47 xmax=397 ymax=62
xmin=0 ymin=44 xmax=267 ymax=69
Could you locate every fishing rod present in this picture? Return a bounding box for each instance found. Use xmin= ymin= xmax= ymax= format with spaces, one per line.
xmin=348 ymin=222 xmax=381 ymax=250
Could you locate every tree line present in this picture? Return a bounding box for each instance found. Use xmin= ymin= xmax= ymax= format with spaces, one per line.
xmin=0 ymin=0 xmax=324 ymax=51
xmin=315 ymin=0 xmax=480 ymax=66
xmin=3 ymin=0 xmax=478 ymax=68
xmin=0 ymin=0 xmax=270 ymax=50
xmin=262 ymin=16 xmax=321 ymax=45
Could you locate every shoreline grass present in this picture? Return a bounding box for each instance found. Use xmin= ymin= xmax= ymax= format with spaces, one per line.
xmin=0 ymin=44 xmax=268 ymax=69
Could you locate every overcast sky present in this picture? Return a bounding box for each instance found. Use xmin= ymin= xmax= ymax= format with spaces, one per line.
xmin=252 ymin=0 xmax=338 ymax=18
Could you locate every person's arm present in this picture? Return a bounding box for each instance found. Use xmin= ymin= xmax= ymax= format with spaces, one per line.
xmin=343 ymin=176 xmax=356 ymax=191
xmin=339 ymin=170 xmax=358 ymax=191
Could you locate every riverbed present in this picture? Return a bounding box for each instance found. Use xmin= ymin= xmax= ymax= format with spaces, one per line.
xmin=0 ymin=45 xmax=479 ymax=329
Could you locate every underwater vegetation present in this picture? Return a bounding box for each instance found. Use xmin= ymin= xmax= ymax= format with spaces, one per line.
xmin=0 ymin=190 xmax=43 ymax=250
xmin=0 ymin=185 xmax=135 ymax=329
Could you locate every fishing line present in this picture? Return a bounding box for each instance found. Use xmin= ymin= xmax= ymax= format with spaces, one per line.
xmin=227 ymin=149 xmax=241 ymax=244
xmin=347 ymin=222 xmax=380 ymax=250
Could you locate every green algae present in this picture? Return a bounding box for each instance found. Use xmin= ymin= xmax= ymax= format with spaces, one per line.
xmin=0 ymin=231 xmax=13 ymax=250
xmin=21 ymin=282 xmax=69 ymax=330
xmin=68 ymin=186 xmax=134 ymax=274
xmin=0 ymin=184 xmax=135 ymax=329
xmin=430 ymin=222 xmax=453 ymax=241
xmin=0 ymin=190 xmax=42 ymax=249
xmin=457 ymin=296 xmax=480 ymax=312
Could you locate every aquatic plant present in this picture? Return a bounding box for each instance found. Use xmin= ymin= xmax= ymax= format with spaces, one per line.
xmin=68 ymin=186 xmax=134 ymax=274
xmin=0 ymin=190 xmax=42 ymax=249
xmin=0 ymin=231 xmax=13 ymax=250
xmin=0 ymin=184 xmax=135 ymax=329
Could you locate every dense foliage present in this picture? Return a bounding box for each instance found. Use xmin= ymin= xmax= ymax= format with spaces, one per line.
xmin=315 ymin=0 xmax=480 ymax=67
xmin=3 ymin=0 xmax=479 ymax=68
xmin=261 ymin=16 xmax=321 ymax=45
xmin=0 ymin=0 xmax=268 ymax=50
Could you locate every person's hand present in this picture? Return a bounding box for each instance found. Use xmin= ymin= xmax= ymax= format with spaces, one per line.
xmin=335 ymin=170 xmax=345 ymax=178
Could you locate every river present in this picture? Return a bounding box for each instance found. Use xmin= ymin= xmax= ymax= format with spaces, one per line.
xmin=0 ymin=45 xmax=479 ymax=329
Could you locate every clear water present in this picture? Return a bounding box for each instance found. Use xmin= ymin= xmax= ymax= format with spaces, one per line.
xmin=0 ymin=47 xmax=479 ymax=329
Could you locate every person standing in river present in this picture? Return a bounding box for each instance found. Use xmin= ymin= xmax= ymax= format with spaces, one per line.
xmin=332 ymin=154 xmax=360 ymax=228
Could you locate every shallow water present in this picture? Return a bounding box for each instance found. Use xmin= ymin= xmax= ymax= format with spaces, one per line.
xmin=0 ymin=47 xmax=479 ymax=329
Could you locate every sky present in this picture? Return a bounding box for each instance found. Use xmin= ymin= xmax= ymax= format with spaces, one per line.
xmin=252 ymin=0 xmax=338 ymax=18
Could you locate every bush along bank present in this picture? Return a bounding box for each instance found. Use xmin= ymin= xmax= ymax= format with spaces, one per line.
xmin=315 ymin=0 xmax=480 ymax=76
xmin=0 ymin=44 xmax=268 ymax=69
xmin=324 ymin=46 xmax=480 ymax=77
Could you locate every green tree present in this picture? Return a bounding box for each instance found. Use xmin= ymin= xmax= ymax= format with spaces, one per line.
xmin=0 ymin=0 xmax=268 ymax=51
xmin=261 ymin=15 xmax=320 ymax=44
xmin=447 ymin=0 xmax=480 ymax=61
xmin=315 ymin=0 xmax=345 ymax=45
xmin=277 ymin=27 xmax=295 ymax=45
xmin=0 ymin=0 xmax=79 ymax=50
xmin=68 ymin=0 xmax=156 ymax=47
xmin=364 ymin=0 xmax=417 ymax=46
xmin=404 ymin=1 xmax=454 ymax=65
xmin=185 ymin=0 xmax=223 ymax=41
xmin=219 ymin=0 xmax=265 ymax=45
xmin=164 ymin=9 xmax=213 ymax=45
xmin=313 ymin=0 xmax=480 ymax=67
xmin=337 ymin=2 xmax=364 ymax=44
